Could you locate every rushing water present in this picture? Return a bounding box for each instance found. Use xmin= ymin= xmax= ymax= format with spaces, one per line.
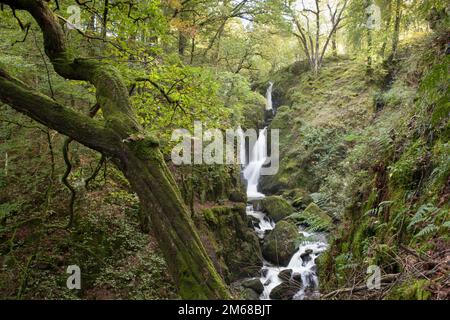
xmin=242 ymin=128 xmax=267 ymax=199
xmin=240 ymin=82 xmax=327 ymax=300
xmin=246 ymin=204 xmax=275 ymax=239
xmin=259 ymin=233 xmax=328 ymax=300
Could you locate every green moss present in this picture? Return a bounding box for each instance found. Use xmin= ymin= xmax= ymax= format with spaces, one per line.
xmin=288 ymin=202 xmax=332 ymax=231
xmin=257 ymin=196 xmax=294 ymax=222
xmin=388 ymin=139 xmax=428 ymax=190
xmin=202 ymin=208 xmax=219 ymax=226
xmin=129 ymin=135 xmax=160 ymax=160
xmin=351 ymin=218 xmax=373 ymax=258
xmin=387 ymin=279 xmax=432 ymax=300
xmin=193 ymin=205 xmax=261 ymax=282
xmin=262 ymin=220 xmax=303 ymax=266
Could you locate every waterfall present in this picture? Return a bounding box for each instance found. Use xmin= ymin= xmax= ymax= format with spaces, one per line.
xmin=259 ymin=234 xmax=328 ymax=300
xmin=242 ymin=128 xmax=267 ymax=198
xmin=238 ymin=82 xmax=328 ymax=299
xmin=265 ymin=82 xmax=273 ymax=111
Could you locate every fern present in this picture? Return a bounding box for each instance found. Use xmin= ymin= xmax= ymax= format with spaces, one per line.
xmin=0 ymin=202 xmax=20 ymax=220
xmin=441 ymin=221 xmax=450 ymax=229
xmin=414 ymin=224 xmax=438 ymax=239
xmin=365 ymin=200 xmax=394 ymax=217
xmin=407 ymin=203 xmax=437 ymax=230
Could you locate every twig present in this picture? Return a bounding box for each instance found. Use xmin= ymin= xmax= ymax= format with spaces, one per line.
xmin=84 ymin=154 xmax=106 ymax=189
xmin=62 ymin=137 xmax=76 ymax=228
xmin=322 ymin=273 xmax=400 ymax=299
xmin=62 ymin=103 xmax=101 ymax=228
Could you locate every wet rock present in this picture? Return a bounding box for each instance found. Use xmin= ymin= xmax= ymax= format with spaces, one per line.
xmin=241 ymin=278 xmax=264 ymax=294
xmin=269 ymin=281 xmax=301 ymax=300
xmin=262 ymin=221 xmax=304 ymax=266
xmin=247 ymin=215 xmax=260 ymax=228
xmin=300 ymin=249 xmax=313 ymax=265
xmin=261 ymin=268 xmax=269 ymax=278
xmin=242 ymin=288 xmax=260 ymax=300
xmin=255 ymin=196 xmax=294 ymax=222
xmin=292 ymin=272 xmax=302 ymax=283
xmin=278 ymin=269 xmax=292 ymax=281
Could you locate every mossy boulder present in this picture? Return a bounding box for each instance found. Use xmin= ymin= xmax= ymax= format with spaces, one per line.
xmin=285 ymin=188 xmax=313 ymax=209
xmin=242 ymin=288 xmax=261 ymax=300
xmin=303 ymin=202 xmax=332 ymax=223
xmin=230 ymin=278 xmax=263 ymax=300
xmin=262 ymin=220 xmax=303 ymax=266
xmin=287 ymin=203 xmax=333 ymax=231
xmin=255 ymin=196 xmax=295 ymax=222
xmin=194 ymin=204 xmax=262 ymax=282
xmin=241 ymin=278 xmax=264 ymax=294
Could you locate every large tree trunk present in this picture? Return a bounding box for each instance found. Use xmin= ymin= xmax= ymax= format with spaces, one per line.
xmin=119 ymin=146 xmax=230 ymax=299
xmin=391 ymin=0 xmax=402 ymax=60
xmin=0 ymin=0 xmax=230 ymax=299
xmin=331 ymin=30 xmax=337 ymax=57
xmin=366 ymin=0 xmax=373 ymax=76
xmin=379 ymin=0 xmax=393 ymax=58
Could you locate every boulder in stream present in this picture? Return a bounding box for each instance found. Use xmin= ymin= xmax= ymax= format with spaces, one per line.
xmin=242 ymin=288 xmax=260 ymax=300
xmin=300 ymin=249 xmax=313 ymax=265
xmin=262 ymin=220 xmax=303 ymax=266
xmin=269 ymin=280 xmax=301 ymax=300
xmin=254 ymin=196 xmax=294 ymax=222
xmin=241 ymin=278 xmax=264 ymax=294
xmin=287 ymin=203 xmax=333 ymax=231
xmin=278 ymin=269 xmax=293 ymax=282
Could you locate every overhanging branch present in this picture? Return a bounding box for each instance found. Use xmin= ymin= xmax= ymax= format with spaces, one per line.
xmin=0 ymin=68 xmax=120 ymax=155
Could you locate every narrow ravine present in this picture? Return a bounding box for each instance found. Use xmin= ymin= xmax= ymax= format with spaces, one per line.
xmin=241 ymin=83 xmax=328 ymax=300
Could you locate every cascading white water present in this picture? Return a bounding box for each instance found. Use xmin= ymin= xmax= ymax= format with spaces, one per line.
xmin=266 ymin=82 xmax=273 ymax=111
xmin=246 ymin=205 xmax=275 ymax=239
xmin=242 ymin=128 xmax=267 ymax=198
xmin=239 ymin=81 xmax=327 ymax=299
xmin=259 ymin=231 xmax=328 ymax=300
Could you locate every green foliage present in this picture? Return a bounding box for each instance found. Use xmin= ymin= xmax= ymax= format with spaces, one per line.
xmin=288 ymin=202 xmax=333 ymax=232
xmin=407 ymin=203 xmax=449 ymax=241
xmin=387 ymin=279 xmax=432 ymax=300
xmin=0 ymin=202 xmax=20 ymax=221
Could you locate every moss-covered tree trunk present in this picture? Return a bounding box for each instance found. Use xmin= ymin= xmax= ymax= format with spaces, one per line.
xmin=0 ymin=0 xmax=230 ymax=299
xmin=120 ymin=145 xmax=230 ymax=298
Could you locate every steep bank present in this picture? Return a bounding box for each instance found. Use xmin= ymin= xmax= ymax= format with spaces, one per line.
xmin=258 ymin=31 xmax=449 ymax=299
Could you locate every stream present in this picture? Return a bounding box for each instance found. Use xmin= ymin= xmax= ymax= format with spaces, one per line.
xmin=240 ymin=83 xmax=328 ymax=300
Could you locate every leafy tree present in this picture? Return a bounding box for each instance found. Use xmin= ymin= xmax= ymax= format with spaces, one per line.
xmin=280 ymin=0 xmax=349 ymax=74
xmin=0 ymin=0 xmax=230 ymax=299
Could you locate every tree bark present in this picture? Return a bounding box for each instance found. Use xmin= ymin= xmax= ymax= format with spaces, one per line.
xmin=0 ymin=0 xmax=230 ymax=299
xmin=331 ymin=30 xmax=337 ymax=57
xmin=366 ymin=0 xmax=373 ymax=76
xmin=379 ymin=0 xmax=393 ymax=58
xmin=391 ymin=0 xmax=402 ymax=60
